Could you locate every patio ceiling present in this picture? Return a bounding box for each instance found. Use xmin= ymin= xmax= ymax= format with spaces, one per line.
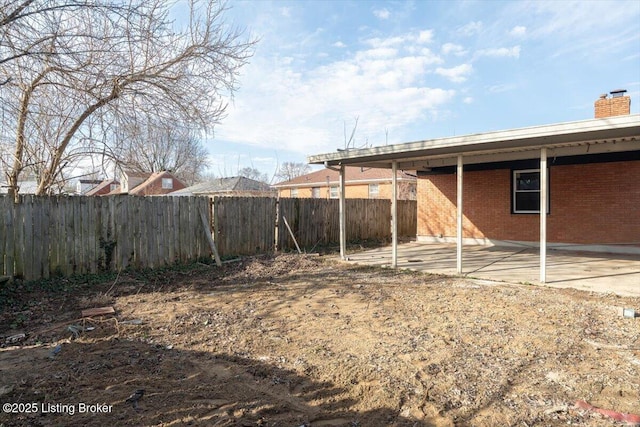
xmin=308 ymin=114 xmax=640 ymax=170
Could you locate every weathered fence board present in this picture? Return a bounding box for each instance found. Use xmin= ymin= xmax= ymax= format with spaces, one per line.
xmin=1 ymin=195 xmax=417 ymax=281
xmin=0 ymin=195 xmax=211 ymax=281
xmin=212 ymin=196 xmax=276 ymax=257
xmin=277 ymin=198 xmax=417 ymax=252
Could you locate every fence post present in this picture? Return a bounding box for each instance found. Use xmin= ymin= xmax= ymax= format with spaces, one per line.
xmin=274 ymin=197 xmax=280 ymax=252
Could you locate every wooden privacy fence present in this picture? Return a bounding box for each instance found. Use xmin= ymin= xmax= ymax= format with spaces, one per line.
xmin=1 ymin=195 xmax=211 ymax=281
xmin=211 ymin=197 xmax=276 ymax=256
xmin=213 ymin=197 xmax=417 ymax=257
xmin=1 ymin=195 xmax=417 ymax=280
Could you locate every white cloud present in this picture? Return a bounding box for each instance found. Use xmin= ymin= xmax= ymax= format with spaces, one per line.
xmin=366 ymin=35 xmax=406 ymax=48
xmin=476 ymin=46 xmax=521 ymax=58
xmin=217 ymin=31 xmax=457 ymax=154
xmin=441 ymin=43 xmax=467 ymax=56
xmin=357 ymin=47 xmax=398 ymax=59
xmin=366 ymin=30 xmax=433 ymax=49
xmin=419 ymin=48 xmax=444 ymax=65
xmin=435 ymin=64 xmax=473 ymax=83
xmin=280 ymin=7 xmax=291 ymax=18
xmin=458 ymin=21 xmax=483 ymax=37
xmin=333 ymin=41 xmax=346 ymax=48
xmin=417 ymin=30 xmax=434 ymax=44
xmin=487 ymin=83 xmax=517 ymax=93
xmin=373 ymin=8 xmax=390 ymax=20
xmin=509 ymin=25 xmax=526 ymax=37
xmin=463 ymin=97 xmax=474 ymax=104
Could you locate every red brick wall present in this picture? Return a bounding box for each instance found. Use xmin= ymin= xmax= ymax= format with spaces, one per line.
xmin=417 ymin=160 xmax=640 ymax=244
xmin=135 ymin=175 xmax=186 ymax=196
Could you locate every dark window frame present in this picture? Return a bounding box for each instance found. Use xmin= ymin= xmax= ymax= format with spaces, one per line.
xmin=511 ymin=168 xmax=550 ymax=214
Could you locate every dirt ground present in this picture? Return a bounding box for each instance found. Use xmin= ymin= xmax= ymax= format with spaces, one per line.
xmin=1 ymin=254 xmax=639 ymax=427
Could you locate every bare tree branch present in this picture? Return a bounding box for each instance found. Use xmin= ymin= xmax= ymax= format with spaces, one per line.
xmin=275 ymin=162 xmax=311 ymax=183
xmin=1 ymin=0 xmax=255 ymax=198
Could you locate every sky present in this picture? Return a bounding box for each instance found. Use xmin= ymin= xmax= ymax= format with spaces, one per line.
xmin=206 ymin=0 xmax=640 ymax=180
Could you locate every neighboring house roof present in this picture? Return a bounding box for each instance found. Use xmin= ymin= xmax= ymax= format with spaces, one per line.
xmin=105 ymin=185 xmax=122 ymax=195
xmin=171 ymin=176 xmax=275 ymax=196
xmin=120 ymin=170 xmax=152 ymax=193
xmin=274 ymin=166 xmax=416 ymax=188
xmin=129 ymin=171 xmax=186 ymax=196
xmin=308 ymin=115 xmax=640 ymax=170
xmin=78 ymin=179 xmax=102 ymax=186
xmin=85 ymin=179 xmax=119 ymax=196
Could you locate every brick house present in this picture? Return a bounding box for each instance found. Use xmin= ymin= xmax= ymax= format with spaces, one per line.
xmin=308 ymin=90 xmax=639 ymax=279
xmin=128 ymin=171 xmax=186 ymax=195
xmin=91 ymin=171 xmax=186 ymax=196
xmin=84 ymin=179 xmax=119 ymax=196
xmin=76 ymin=179 xmax=103 ymax=195
xmin=274 ymin=166 xmax=417 ymax=200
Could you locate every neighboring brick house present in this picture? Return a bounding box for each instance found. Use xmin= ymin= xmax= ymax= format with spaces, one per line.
xmin=274 ymin=166 xmax=417 ymax=200
xmin=308 ymin=90 xmax=639 ymax=255
xmin=76 ymin=179 xmax=103 ymax=195
xmin=128 ymin=171 xmax=186 ymax=195
xmin=90 ymin=171 xmax=186 ymax=196
xmin=84 ymin=179 xmax=119 ymax=196
xmin=120 ymin=171 xmax=152 ymax=193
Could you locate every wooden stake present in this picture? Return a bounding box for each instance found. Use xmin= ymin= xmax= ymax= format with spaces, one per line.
xmin=199 ymin=207 xmax=222 ymax=266
xmin=282 ymin=216 xmax=302 ymax=254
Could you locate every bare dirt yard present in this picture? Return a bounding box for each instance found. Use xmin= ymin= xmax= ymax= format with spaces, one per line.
xmin=1 ymin=253 xmax=639 ymax=426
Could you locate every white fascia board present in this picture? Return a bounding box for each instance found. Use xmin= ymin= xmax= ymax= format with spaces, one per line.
xmin=308 ymin=115 xmax=640 ymax=166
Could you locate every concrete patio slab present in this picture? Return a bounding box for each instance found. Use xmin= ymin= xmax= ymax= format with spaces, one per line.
xmin=344 ymin=242 xmax=640 ymax=297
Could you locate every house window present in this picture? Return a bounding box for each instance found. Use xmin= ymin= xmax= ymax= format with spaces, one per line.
xmin=162 ymin=178 xmax=173 ymax=189
xmin=512 ymin=169 xmax=549 ymax=213
xmin=368 ymin=183 xmax=379 ymax=198
xmin=329 ymin=186 xmax=339 ymax=199
xmin=291 ymin=188 xmax=298 ymax=198
xmin=311 ymin=187 xmax=320 ymax=198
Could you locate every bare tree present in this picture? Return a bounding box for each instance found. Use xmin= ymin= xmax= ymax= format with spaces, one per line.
xmin=0 ymin=1 xmax=142 ymax=84
xmin=274 ymin=161 xmax=311 ymax=182
xmin=110 ymin=115 xmax=209 ymax=185
xmin=238 ymin=167 xmax=268 ymax=183
xmin=0 ymin=0 xmax=254 ymax=201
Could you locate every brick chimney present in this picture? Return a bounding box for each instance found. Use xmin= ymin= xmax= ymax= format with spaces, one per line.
xmin=594 ymin=89 xmax=631 ymax=118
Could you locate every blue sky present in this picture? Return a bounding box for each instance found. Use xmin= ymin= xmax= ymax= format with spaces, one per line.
xmin=207 ymin=0 xmax=640 ymax=179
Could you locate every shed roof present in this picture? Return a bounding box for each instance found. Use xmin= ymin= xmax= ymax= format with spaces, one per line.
xmin=308 ymin=115 xmax=640 ymax=170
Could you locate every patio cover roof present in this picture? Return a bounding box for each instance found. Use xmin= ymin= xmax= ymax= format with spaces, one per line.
xmin=307 ymin=114 xmax=640 ymax=281
xmin=308 ymin=115 xmax=640 ymax=169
